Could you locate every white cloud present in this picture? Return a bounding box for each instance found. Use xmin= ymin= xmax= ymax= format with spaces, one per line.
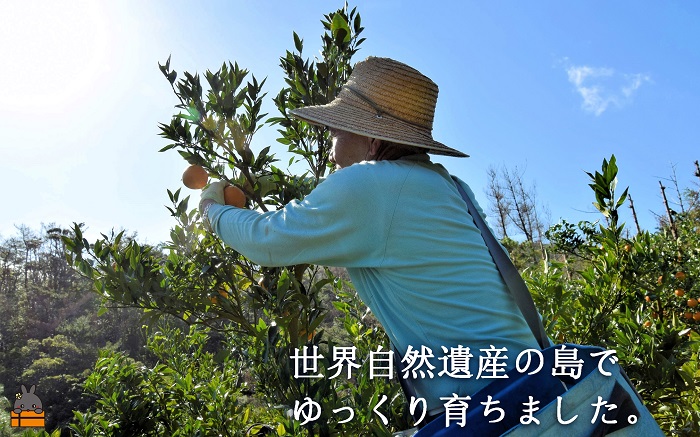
xmin=566 ymin=65 xmax=614 ymax=87
xmin=622 ymin=73 xmax=652 ymax=98
xmin=562 ymin=60 xmax=651 ymax=116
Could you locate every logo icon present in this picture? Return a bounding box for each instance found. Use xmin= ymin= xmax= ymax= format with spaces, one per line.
xmin=10 ymin=385 xmax=45 ymax=428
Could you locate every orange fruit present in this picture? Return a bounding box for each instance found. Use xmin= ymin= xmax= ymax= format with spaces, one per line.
xmin=684 ymin=312 xmax=694 ymax=320
xmin=695 ymin=313 xmax=700 ymax=322
xmin=182 ymin=165 xmax=208 ymax=189
xmin=210 ymin=289 xmax=227 ymax=305
xmin=643 ymin=321 xmax=652 ymax=328
xmin=645 ymin=295 xmax=652 ymax=302
xmin=657 ymin=275 xmax=664 ymax=285
xmin=675 ymin=271 xmax=686 ymax=281
xmin=299 ymin=328 xmax=316 ymax=342
xmin=224 ymin=185 xmax=246 ymax=207
xmin=688 ymin=298 xmax=699 ymax=308
xmin=624 ymin=244 xmax=632 ymax=252
xmin=675 ymin=289 xmax=686 ymax=297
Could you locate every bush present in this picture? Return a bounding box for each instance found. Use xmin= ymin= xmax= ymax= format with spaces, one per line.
xmin=533 ymin=156 xmax=700 ymax=435
xmin=64 ymin=4 xmax=411 ymax=436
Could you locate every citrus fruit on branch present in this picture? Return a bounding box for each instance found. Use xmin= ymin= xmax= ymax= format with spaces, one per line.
xmin=182 ymin=165 xmax=208 ymax=189
xmin=224 ymin=185 xmax=246 ymax=208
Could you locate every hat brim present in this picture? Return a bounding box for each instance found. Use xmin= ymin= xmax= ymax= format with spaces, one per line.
xmin=290 ymin=101 xmax=468 ymax=158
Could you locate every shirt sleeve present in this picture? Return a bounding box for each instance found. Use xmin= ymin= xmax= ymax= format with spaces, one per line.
xmin=206 ymin=163 xmax=399 ymax=268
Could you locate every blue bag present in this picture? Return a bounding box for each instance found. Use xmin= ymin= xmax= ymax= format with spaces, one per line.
xmin=414 ymin=344 xmax=663 ymax=436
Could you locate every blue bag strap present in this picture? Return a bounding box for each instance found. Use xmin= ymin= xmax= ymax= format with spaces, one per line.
xmin=451 ymin=176 xmax=552 ymax=350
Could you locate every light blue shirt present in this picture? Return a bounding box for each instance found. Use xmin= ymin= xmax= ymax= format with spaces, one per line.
xmin=208 ymin=154 xmax=539 ymax=412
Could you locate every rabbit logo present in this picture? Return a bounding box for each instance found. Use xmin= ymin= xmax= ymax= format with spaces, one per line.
xmin=10 ymin=385 xmax=45 ymax=428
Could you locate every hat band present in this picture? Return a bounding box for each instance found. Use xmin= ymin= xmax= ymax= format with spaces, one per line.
xmin=344 ymin=85 xmax=429 ymax=131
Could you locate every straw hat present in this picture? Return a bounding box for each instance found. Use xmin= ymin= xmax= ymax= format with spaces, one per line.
xmin=290 ymin=56 xmax=468 ymax=158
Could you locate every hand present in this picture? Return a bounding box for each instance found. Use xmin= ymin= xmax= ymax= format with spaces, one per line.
xmin=199 ymin=181 xmax=227 ymax=228
xmin=199 ymin=181 xmax=227 ymax=208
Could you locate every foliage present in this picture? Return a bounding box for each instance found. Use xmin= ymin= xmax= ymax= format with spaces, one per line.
xmin=0 ymin=384 xmax=15 ymax=437
xmin=500 ymin=238 xmax=545 ymax=271
xmin=528 ymin=155 xmax=700 ymax=435
xmin=63 ymin=4 xmax=412 ymax=436
xmin=68 ymin=325 xmax=258 ymax=437
xmin=0 ymin=225 xmax=149 ymax=434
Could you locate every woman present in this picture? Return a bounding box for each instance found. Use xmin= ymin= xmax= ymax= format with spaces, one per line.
xmin=199 ymin=57 xmax=540 ymax=428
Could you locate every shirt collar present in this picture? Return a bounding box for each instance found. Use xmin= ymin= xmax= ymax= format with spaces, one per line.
xmin=399 ymin=153 xmax=431 ymax=163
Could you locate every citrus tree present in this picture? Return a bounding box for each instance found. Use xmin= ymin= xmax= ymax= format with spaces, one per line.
xmin=533 ymin=155 xmax=700 ymax=435
xmin=63 ymin=4 xmax=412 ymax=436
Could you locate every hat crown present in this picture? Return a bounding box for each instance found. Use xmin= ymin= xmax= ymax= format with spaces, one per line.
xmin=341 ymin=57 xmax=438 ymax=131
xmin=288 ymin=56 xmax=468 ymax=157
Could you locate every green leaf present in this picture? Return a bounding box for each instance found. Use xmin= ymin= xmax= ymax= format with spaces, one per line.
xmin=331 ymin=13 xmax=351 ymax=44
xmin=334 ymin=28 xmax=348 ymax=46
xmin=616 ymin=187 xmax=629 ymax=208
xmin=293 ymin=31 xmax=303 ymax=52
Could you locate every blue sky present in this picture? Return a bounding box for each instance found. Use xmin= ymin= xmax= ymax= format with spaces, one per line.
xmin=1 ymin=1 xmax=698 ymax=244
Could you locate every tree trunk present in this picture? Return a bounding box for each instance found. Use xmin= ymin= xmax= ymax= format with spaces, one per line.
xmin=659 ymin=181 xmax=678 ymax=239
xmin=628 ymin=193 xmax=642 ymax=234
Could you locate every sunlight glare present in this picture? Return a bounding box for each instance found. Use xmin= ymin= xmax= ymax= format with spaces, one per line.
xmin=0 ymin=1 xmax=113 ymax=117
